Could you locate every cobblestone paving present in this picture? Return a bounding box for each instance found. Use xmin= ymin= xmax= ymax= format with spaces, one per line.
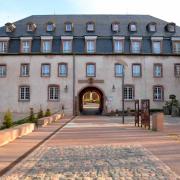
xmin=2 ymin=145 xmax=180 ymax=180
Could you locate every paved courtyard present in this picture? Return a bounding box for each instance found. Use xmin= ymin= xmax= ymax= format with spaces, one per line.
xmin=1 ymin=116 xmax=180 ymax=179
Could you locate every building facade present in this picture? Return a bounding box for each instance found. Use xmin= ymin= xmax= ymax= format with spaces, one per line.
xmin=0 ymin=15 xmax=180 ymax=115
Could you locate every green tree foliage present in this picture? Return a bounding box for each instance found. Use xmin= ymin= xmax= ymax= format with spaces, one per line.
xmin=3 ymin=110 xmax=13 ymax=128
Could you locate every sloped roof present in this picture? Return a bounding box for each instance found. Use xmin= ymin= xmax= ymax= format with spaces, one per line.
xmin=0 ymin=14 xmax=180 ymax=37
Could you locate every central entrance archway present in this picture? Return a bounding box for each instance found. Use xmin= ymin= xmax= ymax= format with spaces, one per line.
xmin=79 ymin=86 xmax=104 ymax=115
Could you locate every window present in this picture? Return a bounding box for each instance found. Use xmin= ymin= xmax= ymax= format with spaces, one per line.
xmin=175 ymin=64 xmax=180 ymax=77
xmin=41 ymin=64 xmax=50 ymax=77
xmin=153 ymin=86 xmax=164 ymax=101
xmin=19 ymin=86 xmax=30 ymax=101
xmin=0 ymin=65 xmax=6 ymax=77
xmin=166 ymin=23 xmax=176 ymax=32
xmin=21 ymin=40 xmax=31 ymax=53
xmin=154 ymin=64 xmax=163 ymax=77
xmin=42 ymin=40 xmax=52 ymax=53
xmin=0 ymin=41 xmax=8 ymax=53
xmin=112 ymin=23 xmax=119 ymax=32
xmin=65 ymin=23 xmax=73 ymax=32
xmin=113 ymin=40 xmax=123 ymax=53
xmin=58 ymin=63 xmax=68 ymax=77
xmin=46 ymin=22 xmax=55 ymax=32
xmin=173 ymin=42 xmax=180 ymax=54
xmin=132 ymin=64 xmax=141 ymax=77
xmin=87 ymin=22 xmax=95 ymax=32
xmin=124 ymin=85 xmax=134 ymax=100
xmin=129 ymin=23 xmax=137 ymax=32
xmin=86 ymin=40 xmax=95 ymax=53
xmin=131 ymin=41 xmax=141 ymax=53
xmin=5 ymin=23 xmax=16 ymax=33
xmin=115 ymin=64 xmax=123 ymax=77
xmin=86 ymin=63 xmax=96 ymax=77
xmin=152 ymin=41 xmax=161 ymax=54
xmin=62 ymin=40 xmax=72 ymax=53
xmin=20 ymin=64 xmax=29 ymax=77
xmin=27 ymin=22 xmax=36 ymax=32
xmin=48 ymin=85 xmax=59 ymax=101
xmin=147 ymin=23 xmax=156 ymax=32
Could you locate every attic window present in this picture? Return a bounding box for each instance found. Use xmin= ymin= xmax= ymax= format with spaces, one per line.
xmin=112 ymin=23 xmax=120 ymax=32
xmin=46 ymin=22 xmax=56 ymax=32
xmin=86 ymin=22 xmax=95 ymax=32
xmin=65 ymin=22 xmax=73 ymax=32
xmin=5 ymin=23 xmax=16 ymax=33
xmin=129 ymin=22 xmax=137 ymax=32
xmin=27 ymin=22 xmax=37 ymax=32
xmin=147 ymin=23 xmax=156 ymax=32
xmin=166 ymin=23 xmax=176 ymax=32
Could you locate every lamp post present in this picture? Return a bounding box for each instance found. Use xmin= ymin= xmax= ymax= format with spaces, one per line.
xmin=122 ymin=65 xmax=125 ymax=124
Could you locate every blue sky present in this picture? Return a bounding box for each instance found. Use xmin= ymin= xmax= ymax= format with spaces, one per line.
xmin=0 ymin=0 xmax=180 ymax=26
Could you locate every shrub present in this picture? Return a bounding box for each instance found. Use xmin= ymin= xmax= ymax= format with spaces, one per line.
xmin=28 ymin=108 xmax=36 ymax=123
xmin=45 ymin=108 xmax=51 ymax=117
xmin=37 ymin=108 xmax=44 ymax=119
xmin=3 ymin=110 xmax=13 ymax=128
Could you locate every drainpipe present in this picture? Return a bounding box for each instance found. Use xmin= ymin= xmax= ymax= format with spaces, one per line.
xmin=122 ymin=65 xmax=125 ymax=124
xmin=73 ymin=53 xmax=76 ymax=116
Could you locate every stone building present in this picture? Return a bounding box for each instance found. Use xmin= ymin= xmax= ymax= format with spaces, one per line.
xmin=0 ymin=15 xmax=180 ymax=115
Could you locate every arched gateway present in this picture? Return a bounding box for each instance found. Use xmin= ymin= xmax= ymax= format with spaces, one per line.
xmin=78 ymin=86 xmax=104 ymax=115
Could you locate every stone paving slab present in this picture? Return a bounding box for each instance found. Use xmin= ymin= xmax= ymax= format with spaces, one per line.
xmin=2 ymin=144 xmax=180 ymax=180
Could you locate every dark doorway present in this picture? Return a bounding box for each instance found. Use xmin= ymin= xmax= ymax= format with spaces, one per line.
xmin=79 ymin=87 xmax=104 ymax=115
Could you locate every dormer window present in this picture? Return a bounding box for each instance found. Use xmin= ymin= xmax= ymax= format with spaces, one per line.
xmin=65 ymin=22 xmax=73 ymax=32
xmin=166 ymin=23 xmax=176 ymax=32
xmin=112 ymin=23 xmax=120 ymax=32
xmin=147 ymin=22 xmax=156 ymax=32
xmin=129 ymin=22 xmax=137 ymax=32
xmin=46 ymin=22 xmax=55 ymax=32
xmin=85 ymin=36 xmax=97 ymax=53
xmin=0 ymin=37 xmax=10 ymax=53
xmin=86 ymin=22 xmax=95 ymax=32
xmin=5 ymin=23 xmax=16 ymax=33
xmin=27 ymin=22 xmax=36 ymax=32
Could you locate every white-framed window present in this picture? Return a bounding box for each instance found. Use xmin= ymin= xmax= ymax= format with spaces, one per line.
xmin=124 ymin=85 xmax=134 ymax=100
xmin=129 ymin=23 xmax=137 ymax=32
xmin=27 ymin=23 xmax=36 ymax=32
xmin=21 ymin=40 xmax=31 ymax=53
xmin=132 ymin=64 xmax=141 ymax=77
xmin=153 ymin=86 xmax=164 ymax=101
xmin=46 ymin=23 xmax=55 ymax=32
xmin=0 ymin=65 xmax=6 ymax=77
xmin=20 ymin=64 xmax=29 ymax=77
xmin=41 ymin=40 xmax=52 ymax=53
xmin=175 ymin=64 xmax=180 ymax=77
xmin=166 ymin=23 xmax=175 ymax=32
xmin=114 ymin=40 xmax=123 ymax=53
xmin=86 ymin=63 xmax=95 ymax=77
xmin=131 ymin=41 xmax=141 ymax=53
xmin=41 ymin=64 xmax=50 ymax=77
xmin=86 ymin=40 xmax=95 ymax=53
xmin=48 ymin=86 xmax=59 ymax=101
xmin=87 ymin=23 xmax=95 ymax=32
xmin=112 ymin=23 xmax=119 ymax=32
xmin=173 ymin=42 xmax=180 ymax=54
xmin=154 ymin=64 xmax=162 ymax=77
xmin=149 ymin=24 xmax=156 ymax=32
xmin=19 ymin=86 xmax=30 ymax=101
xmin=62 ymin=40 xmax=72 ymax=53
xmin=58 ymin=63 xmax=68 ymax=77
xmin=152 ymin=41 xmax=161 ymax=54
xmin=65 ymin=23 xmax=73 ymax=32
xmin=115 ymin=64 xmax=123 ymax=77
xmin=0 ymin=41 xmax=8 ymax=53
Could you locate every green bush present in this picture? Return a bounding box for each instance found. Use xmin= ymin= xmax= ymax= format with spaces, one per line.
xmin=3 ymin=110 xmax=13 ymax=128
xmin=37 ymin=108 xmax=44 ymax=119
xmin=28 ymin=108 xmax=36 ymax=123
xmin=45 ymin=108 xmax=51 ymax=117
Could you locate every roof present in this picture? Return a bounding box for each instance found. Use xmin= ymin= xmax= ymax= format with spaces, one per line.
xmin=0 ymin=14 xmax=180 ymax=37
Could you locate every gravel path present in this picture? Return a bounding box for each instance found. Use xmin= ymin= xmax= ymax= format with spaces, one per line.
xmin=2 ymin=144 xmax=179 ymax=180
